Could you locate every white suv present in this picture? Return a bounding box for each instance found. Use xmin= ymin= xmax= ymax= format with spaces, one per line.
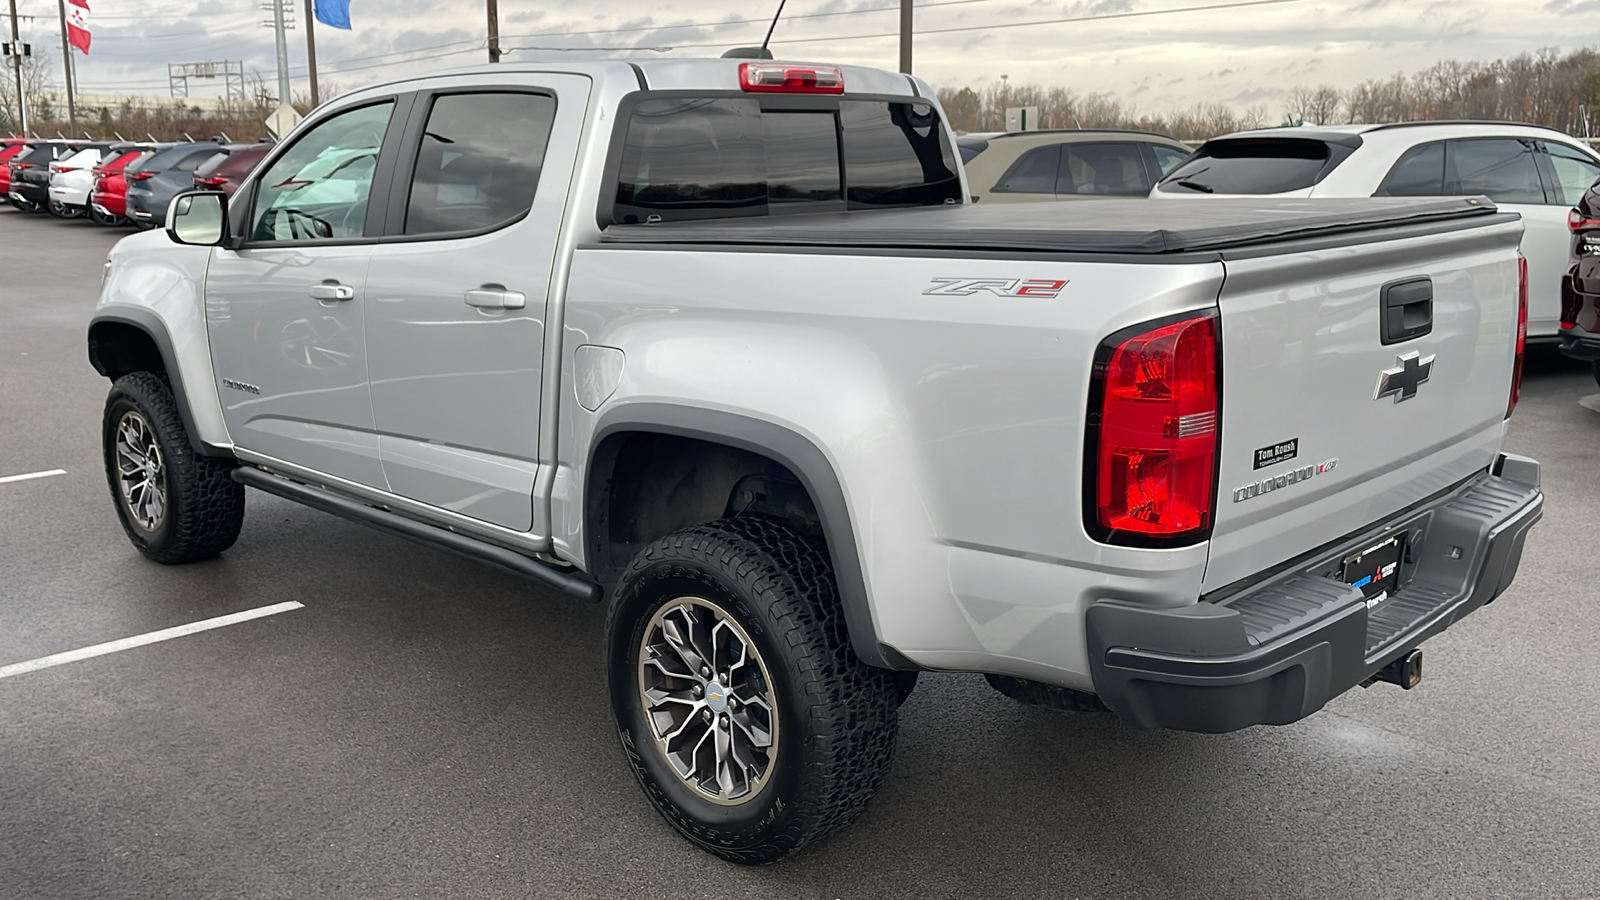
xmin=1153 ymin=121 xmax=1600 ymax=339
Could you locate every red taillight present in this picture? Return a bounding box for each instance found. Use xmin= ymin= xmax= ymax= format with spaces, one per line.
xmin=1569 ymin=208 xmax=1600 ymax=232
xmin=195 ymin=176 xmax=226 ymax=187
xmin=739 ymin=62 xmax=845 ymax=94
xmin=1088 ymin=313 xmax=1220 ymax=544
xmin=14 ymin=162 xmax=33 ymax=170
xmin=129 ymin=171 xmax=155 ymax=180
xmin=55 ymin=165 xmax=78 ymax=173
xmin=1508 ymin=253 xmax=1528 ymax=418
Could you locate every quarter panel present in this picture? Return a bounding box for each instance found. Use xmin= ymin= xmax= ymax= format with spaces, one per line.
xmin=557 ymin=246 xmax=1224 ymax=683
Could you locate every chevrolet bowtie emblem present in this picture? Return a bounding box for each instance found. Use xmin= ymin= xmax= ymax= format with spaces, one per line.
xmin=1375 ymin=352 xmax=1435 ymax=403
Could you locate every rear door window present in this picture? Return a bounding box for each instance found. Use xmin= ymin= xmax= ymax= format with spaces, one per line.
xmin=1542 ymin=142 xmax=1600 ymax=206
xmin=1447 ymin=138 xmax=1545 ymax=204
xmin=403 ymin=91 xmax=557 ymax=235
xmin=1157 ymin=137 xmax=1343 ymax=194
xmin=611 ymin=95 xmax=957 ymax=223
xmin=1376 ymin=142 xmax=1446 ymax=196
xmin=1062 ymin=142 xmax=1149 ymax=196
xmin=991 ymin=145 xmax=1059 ymax=194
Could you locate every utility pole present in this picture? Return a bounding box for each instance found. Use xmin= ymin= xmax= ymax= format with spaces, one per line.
xmin=6 ymin=0 xmax=25 ymax=135
xmin=55 ymin=0 xmax=74 ymax=136
xmin=486 ymin=0 xmax=500 ymax=63
xmin=303 ymin=0 xmax=318 ymax=106
xmin=898 ymin=0 xmax=911 ymax=75
xmin=271 ymin=0 xmax=290 ymax=104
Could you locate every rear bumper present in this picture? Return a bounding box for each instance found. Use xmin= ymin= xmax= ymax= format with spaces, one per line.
xmin=1086 ymin=453 xmax=1542 ymax=733
xmin=1557 ymin=325 xmax=1600 ymax=362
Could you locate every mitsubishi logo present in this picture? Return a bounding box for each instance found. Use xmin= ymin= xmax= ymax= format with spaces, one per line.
xmin=1375 ymin=352 xmax=1435 ymax=403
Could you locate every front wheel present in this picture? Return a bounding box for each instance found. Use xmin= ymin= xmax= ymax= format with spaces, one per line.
xmin=102 ymin=372 xmax=245 ymax=563
xmin=606 ymin=516 xmax=899 ymax=864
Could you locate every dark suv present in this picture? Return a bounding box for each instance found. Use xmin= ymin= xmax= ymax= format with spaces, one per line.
xmin=124 ymin=142 xmax=227 ymax=227
xmin=1560 ymin=179 xmax=1600 ymax=384
xmin=192 ymin=141 xmax=273 ymax=196
xmin=7 ymin=140 xmax=81 ymax=213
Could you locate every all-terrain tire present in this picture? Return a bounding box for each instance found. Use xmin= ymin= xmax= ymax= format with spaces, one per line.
xmin=102 ymin=372 xmax=244 ymax=564
xmin=606 ymin=515 xmax=899 ymax=865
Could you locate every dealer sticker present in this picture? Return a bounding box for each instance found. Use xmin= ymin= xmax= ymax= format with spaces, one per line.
xmin=1253 ymin=438 xmax=1299 ymax=470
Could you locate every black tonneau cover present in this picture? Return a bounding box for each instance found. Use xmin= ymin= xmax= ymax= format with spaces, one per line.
xmin=601 ymin=197 xmax=1502 ymax=255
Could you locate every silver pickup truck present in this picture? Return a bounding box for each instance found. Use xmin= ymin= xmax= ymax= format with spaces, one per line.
xmin=87 ymin=58 xmax=1542 ymax=863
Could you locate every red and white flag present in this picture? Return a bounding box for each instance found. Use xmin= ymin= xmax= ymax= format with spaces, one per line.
xmin=66 ymin=0 xmax=91 ymax=55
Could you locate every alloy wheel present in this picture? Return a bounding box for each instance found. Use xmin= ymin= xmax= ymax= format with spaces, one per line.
xmin=114 ymin=410 xmax=167 ymax=532
xmin=637 ymin=597 xmax=780 ymax=806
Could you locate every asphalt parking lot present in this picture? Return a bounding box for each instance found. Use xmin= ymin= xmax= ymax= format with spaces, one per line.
xmin=2 ymin=209 xmax=1598 ymax=900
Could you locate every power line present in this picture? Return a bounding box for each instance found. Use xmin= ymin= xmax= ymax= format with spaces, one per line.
xmin=497 ymin=0 xmax=1000 ymax=42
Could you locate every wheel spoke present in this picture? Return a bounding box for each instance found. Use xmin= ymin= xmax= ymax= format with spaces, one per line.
xmin=730 ymin=705 xmax=773 ymax=749
xmin=711 ymin=618 xmax=748 ymax=677
xmin=660 ymin=609 xmax=711 ymax=676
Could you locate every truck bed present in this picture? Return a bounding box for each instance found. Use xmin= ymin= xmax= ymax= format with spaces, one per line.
xmin=600 ymin=197 xmax=1505 ymax=256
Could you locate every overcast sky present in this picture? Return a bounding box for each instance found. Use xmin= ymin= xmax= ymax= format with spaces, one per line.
xmin=22 ymin=0 xmax=1600 ymax=114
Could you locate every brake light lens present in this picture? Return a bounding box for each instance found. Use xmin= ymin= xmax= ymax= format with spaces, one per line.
xmin=1088 ymin=313 xmax=1220 ymax=543
xmin=55 ymin=166 xmax=78 ymax=173
xmin=1509 ymin=253 xmax=1528 ymax=418
xmin=195 ymin=176 xmax=227 ymax=187
xmin=129 ymin=171 xmax=155 ymax=180
xmin=1569 ymin=208 xmax=1600 ymax=232
xmin=739 ymin=62 xmax=844 ymax=94
xmin=14 ymin=162 xmax=33 ymax=170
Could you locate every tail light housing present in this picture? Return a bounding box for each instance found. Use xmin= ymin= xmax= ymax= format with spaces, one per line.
xmin=1085 ymin=312 xmax=1220 ymax=545
xmin=129 ymin=171 xmax=155 ymax=181
xmin=1508 ymin=253 xmax=1528 ymax=418
xmin=739 ymin=62 xmax=845 ymax=94
xmin=1569 ymin=208 xmax=1600 ymax=232
xmin=195 ymin=176 xmax=227 ymax=187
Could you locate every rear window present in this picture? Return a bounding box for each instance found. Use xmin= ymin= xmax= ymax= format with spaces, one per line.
xmin=612 ymin=96 xmax=960 ymax=224
xmin=1157 ymin=137 xmax=1350 ymax=195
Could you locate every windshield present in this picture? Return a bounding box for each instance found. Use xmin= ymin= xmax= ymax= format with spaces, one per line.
xmin=1158 ymin=137 xmax=1352 ymax=194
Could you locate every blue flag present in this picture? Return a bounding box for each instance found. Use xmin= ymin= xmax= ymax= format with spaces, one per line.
xmin=313 ymin=0 xmax=351 ymax=29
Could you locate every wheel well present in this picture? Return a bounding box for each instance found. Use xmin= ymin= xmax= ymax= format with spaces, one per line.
xmin=88 ymin=321 xmax=167 ymax=382
xmin=587 ymin=431 xmax=823 ymax=585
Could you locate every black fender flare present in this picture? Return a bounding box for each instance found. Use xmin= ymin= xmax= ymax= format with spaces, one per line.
xmin=87 ymin=308 xmax=231 ymax=458
xmin=588 ymin=403 xmax=912 ymax=671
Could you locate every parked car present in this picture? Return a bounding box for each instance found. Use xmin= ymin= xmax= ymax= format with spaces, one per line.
xmin=962 ymin=129 xmax=1192 ymax=203
xmin=8 ymin=140 xmax=81 ymax=213
xmin=0 ymin=136 xmax=29 ymax=205
xmin=123 ymin=142 xmax=228 ymax=228
xmin=1559 ymin=178 xmax=1600 ymax=384
xmin=1152 ymin=121 xmax=1600 ymax=340
xmin=48 ymin=141 xmax=118 ymax=218
xmin=192 ymin=142 xmax=273 ymax=196
xmin=954 ymin=131 xmax=1002 ymax=163
xmin=90 ymin=146 xmax=157 ymax=226
xmin=90 ymin=59 xmax=1540 ymax=864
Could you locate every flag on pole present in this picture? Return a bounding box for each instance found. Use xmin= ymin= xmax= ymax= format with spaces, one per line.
xmin=65 ymin=0 xmax=91 ymax=54
xmin=313 ymin=0 xmax=352 ymax=30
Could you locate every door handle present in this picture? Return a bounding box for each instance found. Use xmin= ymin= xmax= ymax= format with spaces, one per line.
xmin=309 ymin=281 xmax=355 ymax=302
xmin=1380 ymin=277 xmax=1432 ymax=344
xmin=464 ymin=285 xmax=526 ymax=310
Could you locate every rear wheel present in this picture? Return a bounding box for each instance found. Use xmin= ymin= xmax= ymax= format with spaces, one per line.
xmin=89 ymin=205 xmax=123 ymax=226
xmin=47 ymin=200 xmax=83 ymax=218
xmin=102 ymin=372 xmax=245 ymax=564
xmin=606 ymin=516 xmax=898 ymax=864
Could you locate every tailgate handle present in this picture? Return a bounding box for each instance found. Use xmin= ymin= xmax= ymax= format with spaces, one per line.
xmin=1381 ymin=277 xmax=1433 ymax=345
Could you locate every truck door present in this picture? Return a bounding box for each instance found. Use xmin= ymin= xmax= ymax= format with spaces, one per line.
xmin=363 ymin=76 xmax=590 ymax=533
xmin=204 ymin=98 xmax=405 ymax=489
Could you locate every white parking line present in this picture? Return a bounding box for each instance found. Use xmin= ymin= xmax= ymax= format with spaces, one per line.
xmin=0 ymin=601 xmax=305 ymax=681
xmin=0 ymin=468 xmax=68 ymax=485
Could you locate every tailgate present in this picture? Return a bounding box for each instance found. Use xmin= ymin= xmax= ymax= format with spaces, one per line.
xmin=1203 ymin=216 xmax=1524 ymax=591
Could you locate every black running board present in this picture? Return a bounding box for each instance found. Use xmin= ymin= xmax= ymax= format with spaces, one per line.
xmin=231 ymin=466 xmax=603 ymax=603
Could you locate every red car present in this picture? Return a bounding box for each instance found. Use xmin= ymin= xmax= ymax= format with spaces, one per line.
xmin=0 ymin=137 xmax=28 ymax=205
xmin=89 ymin=146 xmax=152 ymax=226
xmin=192 ymin=142 xmax=273 ymax=196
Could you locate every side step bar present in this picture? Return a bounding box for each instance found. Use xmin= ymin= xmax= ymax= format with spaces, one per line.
xmin=231 ymin=466 xmax=603 ymax=604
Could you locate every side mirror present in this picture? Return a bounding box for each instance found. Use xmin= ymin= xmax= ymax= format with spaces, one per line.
xmin=166 ymin=190 xmax=227 ymax=246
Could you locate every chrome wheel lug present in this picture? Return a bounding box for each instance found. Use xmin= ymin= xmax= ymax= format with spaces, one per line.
xmin=701 ymin=708 xmax=713 ymax=723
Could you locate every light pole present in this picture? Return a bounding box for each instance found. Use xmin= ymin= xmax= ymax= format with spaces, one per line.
xmin=271 ymin=0 xmax=290 ymax=104
xmin=898 ymin=0 xmax=911 ymax=75
xmin=6 ymin=0 xmax=25 ymax=135
xmin=55 ymin=0 xmax=75 ymax=135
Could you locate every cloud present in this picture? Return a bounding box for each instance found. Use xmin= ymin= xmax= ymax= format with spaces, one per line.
xmin=1545 ymin=0 xmax=1600 ymax=12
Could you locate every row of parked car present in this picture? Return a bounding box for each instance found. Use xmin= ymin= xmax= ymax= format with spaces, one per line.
xmin=0 ymin=136 xmax=271 ymax=228
xmin=957 ymin=121 xmax=1600 ymax=380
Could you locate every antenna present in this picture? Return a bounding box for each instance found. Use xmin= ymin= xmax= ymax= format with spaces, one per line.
xmin=761 ymin=0 xmax=787 ymax=54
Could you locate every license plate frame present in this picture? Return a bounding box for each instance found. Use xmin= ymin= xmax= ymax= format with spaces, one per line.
xmin=1342 ymin=533 xmax=1406 ymax=607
